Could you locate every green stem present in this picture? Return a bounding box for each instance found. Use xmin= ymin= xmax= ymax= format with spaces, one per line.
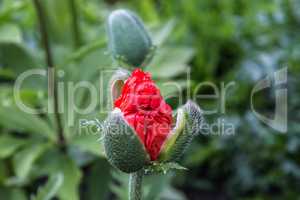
xmin=129 ymin=170 xmax=143 ymax=200
xmin=68 ymin=0 xmax=82 ymax=48
xmin=33 ymin=0 xmax=66 ymax=151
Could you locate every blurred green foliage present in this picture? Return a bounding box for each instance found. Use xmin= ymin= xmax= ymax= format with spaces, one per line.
xmin=0 ymin=0 xmax=299 ymax=199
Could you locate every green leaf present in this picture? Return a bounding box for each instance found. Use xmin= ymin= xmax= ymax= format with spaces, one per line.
xmin=31 ymin=173 xmax=63 ymax=200
xmin=147 ymin=47 xmax=194 ymax=78
xmin=144 ymin=162 xmax=187 ymax=175
xmin=159 ymin=186 xmax=187 ymax=200
xmin=0 ymin=161 xmax=8 ymax=184
xmin=156 ymin=80 xmax=187 ymax=99
xmin=184 ymin=142 xmax=218 ymax=167
xmin=110 ymin=170 xmax=129 ymax=200
xmin=42 ymin=0 xmax=73 ymax=44
xmin=62 ymin=39 xmax=106 ymax=65
xmin=0 ymin=187 xmax=27 ymax=200
xmin=152 ymin=19 xmax=176 ymax=46
xmin=0 ymin=134 xmax=26 ymax=159
xmin=0 ymin=104 xmax=56 ymax=141
xmin=0 ymin=68 xmax=15 ymax=79
xmin=57 ymin=157 xmax=82 ymax=200
xmin=0 ymin=24 xmax=22 ymax=43
xmin=70 ymin=134 xmax=104 ymax=157
xmin=58 ymin=46 xmax=112 ymax=130
xmin=83 ymin=159 xmax=111 ymax=200
xmin=33 ymin=151 xmax=82 ymax=200
xmin=12 ymin=142 xmax=49 ymax=180
xmin=143 ymin=173 xmax=174 ymax=200
xmin=0 ymin=1 xmax=27 ymax=22
xmin=0 ymin=43 xmax=39 ymax=77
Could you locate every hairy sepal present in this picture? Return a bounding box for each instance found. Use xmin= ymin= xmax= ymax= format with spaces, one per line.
xmin=159 ymin=100 xmax=204 ymax=162
xmin=104 ymin=108 xmax=150 ymax=173
xmin=110 ymin=68 xmax=130 ymax=106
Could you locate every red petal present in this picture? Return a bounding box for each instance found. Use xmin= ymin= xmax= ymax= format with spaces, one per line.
xmin=114 ymin=68 xmax=172 ymax=160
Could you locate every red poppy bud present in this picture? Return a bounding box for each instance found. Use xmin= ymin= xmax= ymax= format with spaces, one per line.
xmin=114 ymin=68 xmax=173 ymax=160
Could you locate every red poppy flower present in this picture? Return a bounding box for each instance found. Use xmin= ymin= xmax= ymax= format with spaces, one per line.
xmin=114 ymin=68 xmax=172 ymax=160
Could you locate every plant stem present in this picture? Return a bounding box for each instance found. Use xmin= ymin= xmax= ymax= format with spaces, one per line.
xmin=129 ymin=170 xmax=143 ymax=200
xmin=68 ymin=0 xmax=82 ymax=48
xmin=33 ymin=0 xmax=66 ymax=150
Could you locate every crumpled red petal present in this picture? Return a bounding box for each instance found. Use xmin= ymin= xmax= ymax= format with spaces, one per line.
xmin=114 ymin=68 xmax=172 ymax=160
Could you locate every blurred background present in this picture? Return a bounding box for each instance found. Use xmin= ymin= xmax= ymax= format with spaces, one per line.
xmin=0 ymin=0 xmax=299 ymax=199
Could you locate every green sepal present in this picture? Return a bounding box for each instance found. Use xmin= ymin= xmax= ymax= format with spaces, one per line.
xmin=107 ymin=9 xmax=153 ymax=67
xmin=158 ymin=108 xmax=186 ymax=160
xmin=159 ymin=100 xmax=204 ymax=162
xmin=103 ymin=109 xmax=150 ymax=173
xmin=110 ymin=68 xmax=130 ymax=106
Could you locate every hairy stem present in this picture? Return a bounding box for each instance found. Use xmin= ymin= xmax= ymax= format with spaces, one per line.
xmin=129 ymin=170 xmax=143 ymax=200
xmin=68 ymin=0 xmax=82 ymax=48
xmin=33 ymin=0 xmax=66 ymax=150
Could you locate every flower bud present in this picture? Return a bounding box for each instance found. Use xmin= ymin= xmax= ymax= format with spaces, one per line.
xmin=107 ymin=9 xmax=153 ymax=67
xmin=103 ymin=109 xmax=150 ymax=173
xmin=114 ymin=69 xmax=173 ymax=161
